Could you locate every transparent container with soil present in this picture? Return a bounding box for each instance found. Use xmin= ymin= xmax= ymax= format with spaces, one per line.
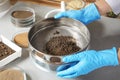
xmin=10 ymin=7 xmax=35 ymax=27
xmin=28 ymin=17 xmax=90 ymax=71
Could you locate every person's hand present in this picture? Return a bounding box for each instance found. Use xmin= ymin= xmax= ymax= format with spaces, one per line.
xmin=57 ymin=47 xmax=119 ymax=78
xmin=54 ymin=3 xmax=100 ymax=25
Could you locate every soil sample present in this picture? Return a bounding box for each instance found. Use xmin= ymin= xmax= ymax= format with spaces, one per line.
xmin=12 ymin=10 xmax=33 ymax=19
xmin=0 ymin=42 xmax=15 ymax=60
xmin=0 ymin=69 xmax=24 ymax=80
xmin=14 ymin=32 xmax=28 ymax=48
xmin=45 ymin=36 xmax=81 ymax=56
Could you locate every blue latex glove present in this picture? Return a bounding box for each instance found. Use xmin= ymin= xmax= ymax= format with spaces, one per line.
xmin=57 ymin=47 xmax=119 ymax=78
xmin=54 ymin=3 xmax=100 ymax=25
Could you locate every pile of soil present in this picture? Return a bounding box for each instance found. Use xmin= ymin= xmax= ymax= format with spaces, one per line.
xmin=45 ymin=36 xmax=81 ymax=56
xmin=0 ymin=42 xmax=15 ymax=60
xmin=12 ymin=11 xmax=33 ymax=19
xmin=0 ymin=69 xmax=24 ymax=80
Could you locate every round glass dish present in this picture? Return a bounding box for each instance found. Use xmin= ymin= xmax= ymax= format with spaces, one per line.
xmin=10 ymin=7 xmax=35 ymax=27
xmin=0 ymin=67 xmax=27 ymax=80
xmin=66 ymin=0 xmax=85 ymax=10
xmin=45 ymin=9 xmax=61 ymax=18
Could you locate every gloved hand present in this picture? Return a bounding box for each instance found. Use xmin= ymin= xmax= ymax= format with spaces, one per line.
xmin=57 ymin=47 xmax=119 ymax=78
xmin=54 ymin=3 xmax=100 ymax=25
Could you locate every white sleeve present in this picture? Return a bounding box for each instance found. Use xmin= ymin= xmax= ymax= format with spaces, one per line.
xmin=105 ymin=0 xmax=120 ymax=14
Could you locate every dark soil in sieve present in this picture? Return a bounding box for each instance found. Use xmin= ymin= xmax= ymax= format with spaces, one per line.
xmin=45 ymin=36 xmax=81 ymax=56
xmin=0 ymin=42 xmax=15 ymax=60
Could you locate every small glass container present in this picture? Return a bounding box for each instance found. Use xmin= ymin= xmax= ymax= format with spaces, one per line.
xmin=0 ymin=67 xmax=27 ymax=80
xmin=66 ymin=0 xmax=85 ymax=10
xmin=11 ymin=7 xmax=35 ymax=27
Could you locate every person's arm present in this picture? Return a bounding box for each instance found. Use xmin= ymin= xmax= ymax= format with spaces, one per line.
xmin=54 ymin=3 xmax=101 ymax=25
xmin=95 ymin=0 xmax=120 ymax=15
xmin=118 ymin=48 xmax=120 ymax=63
xmin=95 ymin=0 xmax=112 ymax=15
xmin=54 ymin=0 xmax=120 ymax=24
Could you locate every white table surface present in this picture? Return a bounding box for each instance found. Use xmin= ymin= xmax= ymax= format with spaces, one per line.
xmin=0 ymin=2 xmax=120 ymax=80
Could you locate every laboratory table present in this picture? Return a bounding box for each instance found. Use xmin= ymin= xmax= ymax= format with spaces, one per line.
xmin=0 ymin=2 xmax=120 ymax=80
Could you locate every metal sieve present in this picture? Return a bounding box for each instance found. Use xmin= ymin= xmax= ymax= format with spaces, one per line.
xmin=28 ymin=17 xmax=90 ymax=71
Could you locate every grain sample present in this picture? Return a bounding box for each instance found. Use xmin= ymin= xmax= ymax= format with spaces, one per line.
xmin=45 ymin=36 xmax=81 ymax=56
